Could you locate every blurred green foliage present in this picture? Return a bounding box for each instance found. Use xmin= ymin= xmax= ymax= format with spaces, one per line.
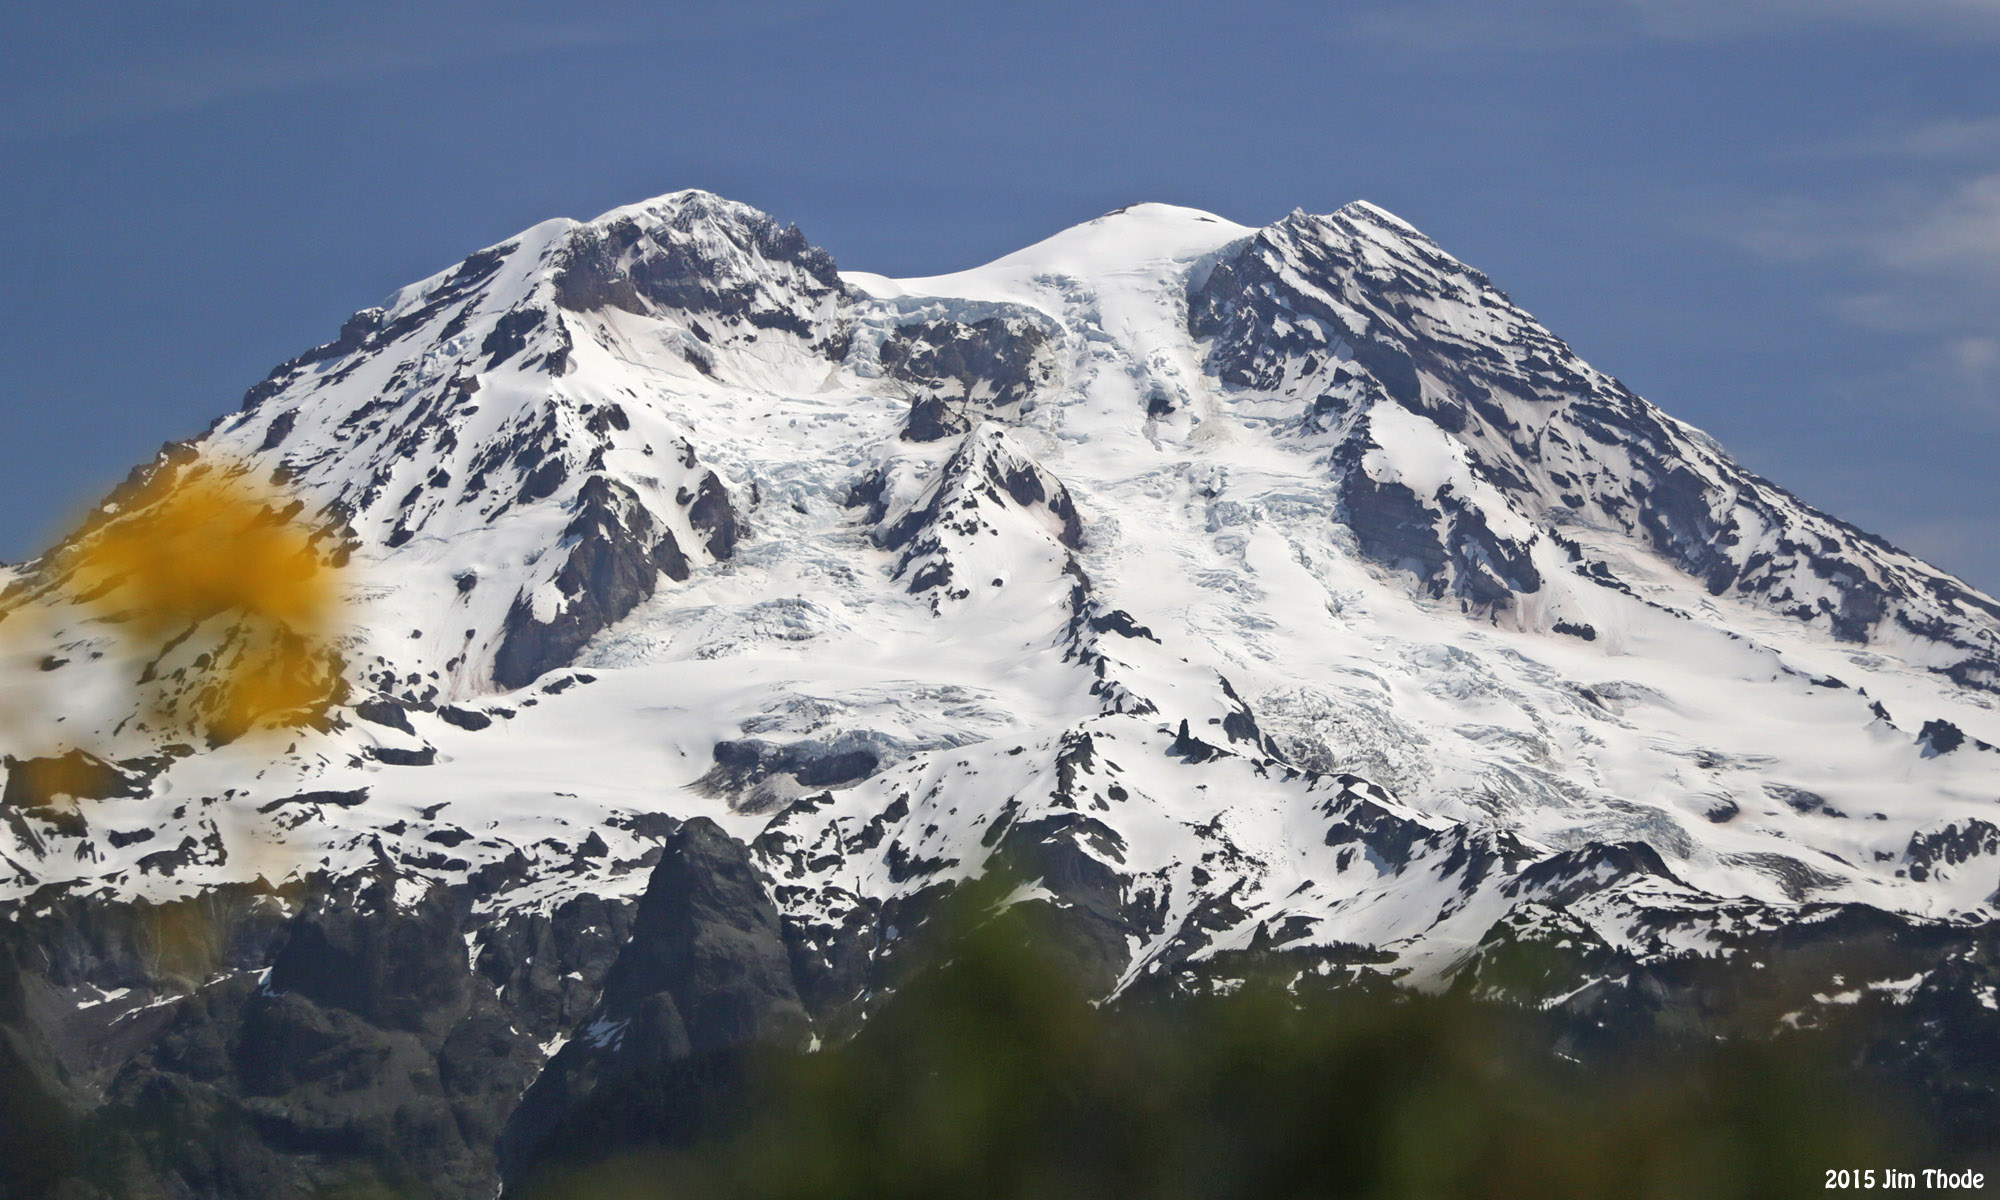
xmin=519 ymin=885 xmax=1927 ymax=1200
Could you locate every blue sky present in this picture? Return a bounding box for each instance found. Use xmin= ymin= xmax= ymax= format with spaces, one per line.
xmin=3 ymin=1 xmax=1997 ymax=589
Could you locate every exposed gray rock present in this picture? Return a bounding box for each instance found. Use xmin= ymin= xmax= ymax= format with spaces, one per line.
xmin=492 ymin=475 xmax=694 ymax=689
xmin=881 ymin=315 xmax=1056 ymax=441
xmin=0 ymin=872 xmax=649 ymax=1200
xmin=1905 ymin=819 xmax=2000 ymax=883
xmin=501 ymin=818 xmax=807 ymax=1177
xmin=552 ymin=192 xmax=850 ymax=364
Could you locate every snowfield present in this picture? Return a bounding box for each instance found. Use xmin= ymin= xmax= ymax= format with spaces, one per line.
xmin=3 ymin=188 xmax=1998 ymax=995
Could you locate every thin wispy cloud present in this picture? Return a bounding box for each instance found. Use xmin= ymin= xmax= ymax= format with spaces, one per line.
xmin=0 ymin=13 xmax=633 ymax=140
xmin=1872 ymin=174 xmax=2000 ymax=272
xmin=1821 ymin=114 xmax=2000 ymax=161
xmin=1730 ymin=173 xmax=2000 ymax=285
xmin=1732 ymin=110 xmax=2000 ymax=392
xmin=0 ymin=3 xmax=832 ymax=142
xmin=1343 ymin=0 xmax=2000 ymax=50
xmin=1733 ymin=176 xmax=2000 ymax=271
xmin=1623 ymin=0 xmax=2000 ymax=41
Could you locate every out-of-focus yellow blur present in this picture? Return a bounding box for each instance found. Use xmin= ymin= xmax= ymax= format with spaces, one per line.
xmin=50 ymin=461 xmax=347 ymax=742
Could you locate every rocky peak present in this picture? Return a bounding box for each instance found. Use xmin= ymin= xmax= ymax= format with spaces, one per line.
xmin=552 ymin=189 xmax=850 ymax=373
xmin=1192 ymin=200 xmax=2000 ymax=674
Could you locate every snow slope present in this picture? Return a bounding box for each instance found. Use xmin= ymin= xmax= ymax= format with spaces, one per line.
xmin=3 ymin=189 xmax=1998 ymax=1007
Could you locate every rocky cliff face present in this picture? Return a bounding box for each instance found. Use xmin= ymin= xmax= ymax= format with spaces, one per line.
xmin=3 ymin=190 xmax=1998 ymax=1195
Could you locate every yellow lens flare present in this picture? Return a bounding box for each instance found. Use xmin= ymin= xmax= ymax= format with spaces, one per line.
xmin=51 ymin=460 xmax=349 ymax=744
xmin=68 ymin=468 xmax=336 ymax=638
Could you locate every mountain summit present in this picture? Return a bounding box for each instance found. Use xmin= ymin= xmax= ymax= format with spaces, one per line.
xmin=3 ymin=190 xmax=1997 ymax=1195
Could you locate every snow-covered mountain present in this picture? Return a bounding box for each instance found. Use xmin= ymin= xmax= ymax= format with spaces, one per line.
xmin=3 ymin=189 xmax=1997 ymax=1196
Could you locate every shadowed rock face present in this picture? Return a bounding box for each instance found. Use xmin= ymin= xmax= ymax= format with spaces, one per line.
xmin=552 ymin=193 xmax=850 ymax=359
xmin=698 ymin=736 xmax=885 ymax=811
xmin=594 ymin=817 xmax=809 ymax=1056
xmin=492 ymin=472 xmax=736 ymax=690
xmin=500 ymin=818 xmax=809 ymax=1179
xmin=265 ymin=880 xmax=476 ymax=1041
xmin=2 ymin=751 xmax=152 ymax=845
xmin=1327 ymin=432 xmax=1541 ymax=611
xmin=1338 ymin=471 xmax=1450 ymax=590
xmin=0 ymin=823 xmax=812 ymax=1200
xmin=1904 ymin=819 xmax=2000 ymax=885
xmin=1 ymin=751 xmax=149 ymax=811
xmin=882 ymin=315 xmax=1056 ymax=442
xmin=0 ymin=878 xmax=548 ymax=1199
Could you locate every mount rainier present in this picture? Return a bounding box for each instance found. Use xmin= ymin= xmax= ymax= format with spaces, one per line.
xmin=2 ymin=189 xmax=1997 ymax=1196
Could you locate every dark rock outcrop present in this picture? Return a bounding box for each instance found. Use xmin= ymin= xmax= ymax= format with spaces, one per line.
xmin=881 ymin=315 xmax=1055 ymax=441
xmin=552 ymin=191 xmax=850 ymax=364
xmin=492 ymin=476 xmax=695 ymax=689
xmin=501 ymin=818 xmax=808 ymax=1179
xmin=0 ymin=872 xmax=651 ymax=1200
